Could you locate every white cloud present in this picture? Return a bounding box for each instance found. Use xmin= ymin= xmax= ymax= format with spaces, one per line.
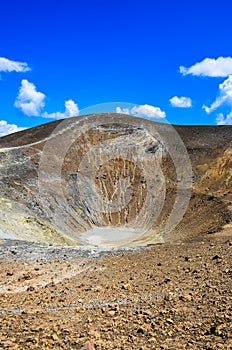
xmin=180 ymin=57 xmax=232 ymax=77
xmin=169 ymin=96 xmax=192 ymax=108
xmin=115 ymin=107 xmax=130 ymax=115
xmin=216 ymin=112 xmax=232 ymax=125
xmin=0 ymin=120 xmax=25 ymax=137
xmin=203 ymin=75 xmax=232 ymax=113
xmin=14 ymin=79 xmax=46 ymax=116
xmin=116 ymin=104 xmax=166 ymax=119
xmin=42 ymin=99 xmax=79 ymax=119
xmin=131 ymin=104 xmax=166 ymax=119
xmin=14 ymin=80 xmax=79 ymax=120
xmin=0 ymin=57 xmax=31 ymax=73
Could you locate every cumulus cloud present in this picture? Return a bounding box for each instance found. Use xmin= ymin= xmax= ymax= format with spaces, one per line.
xmin=14 ymin=80 xmax=79 ymax=119
xmin=131 ymin=104 xmax=166 ymax=119
xmin=216 ymin=112 xmax=232 ymax=125
xmin=0 ymin=120 xmax=25 ymax=137
xmin=116 ymin=104 xmax=166 ymax=119
xmin=0 ymin=57 xmax=31 ymax=73
xmin=203 ymin=75 xmax=232 ymax=113
xmin=180 ymin=57 xmax=232 ymax=77
xmin=115 ymin=107 xmax=130 ymax=115
xmin=169 ymin=96 xmax=192 ymax=108
xmin=14 ymin=79 xmax=46 ymax=117
xmin=42 ymin=99 xmax=79 ymax=119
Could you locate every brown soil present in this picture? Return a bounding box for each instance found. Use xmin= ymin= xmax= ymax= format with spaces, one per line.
xmin=0 ymin=234 xmax=231 ymax=349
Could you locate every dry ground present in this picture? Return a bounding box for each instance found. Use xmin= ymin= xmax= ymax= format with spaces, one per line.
xmin=0 ymin=234 xmax=231 ymax=349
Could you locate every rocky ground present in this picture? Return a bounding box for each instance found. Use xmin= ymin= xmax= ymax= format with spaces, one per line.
xmin=0 ymin=114 xmax=231 ymax=348
xmin=0 ymin=233 xmax=231 ymax=349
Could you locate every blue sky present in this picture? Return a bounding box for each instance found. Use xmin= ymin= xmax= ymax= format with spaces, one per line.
xmin=1 ymin=0 xmax=232 ymax=136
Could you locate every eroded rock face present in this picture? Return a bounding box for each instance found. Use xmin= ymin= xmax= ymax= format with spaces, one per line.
xmin=0 ymin=114 xmax=231 ymax=247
